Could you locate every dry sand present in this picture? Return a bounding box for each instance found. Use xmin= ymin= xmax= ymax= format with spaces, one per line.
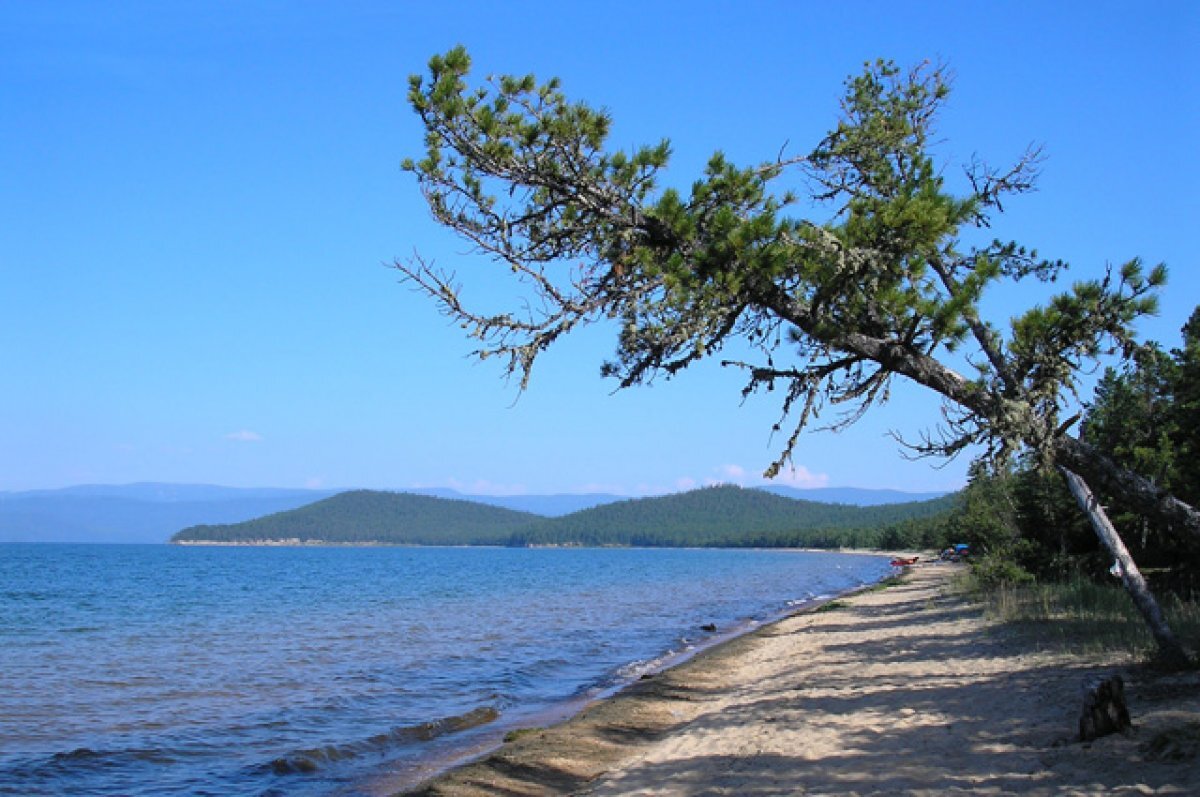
xmin=400 ymin=564 xmax=1200 ymax=796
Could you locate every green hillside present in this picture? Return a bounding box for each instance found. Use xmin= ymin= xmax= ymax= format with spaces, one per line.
xmin=512 ymin=485 xmax=957 ymax=548
xmin=171 ymin=485 xmax=958 ymax=548
xmin=171 ymin=490 xmax=540 ymax=544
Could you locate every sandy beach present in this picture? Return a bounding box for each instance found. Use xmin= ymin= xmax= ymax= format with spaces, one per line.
xmin=400 ymin=564 xmax=1200 ymax=796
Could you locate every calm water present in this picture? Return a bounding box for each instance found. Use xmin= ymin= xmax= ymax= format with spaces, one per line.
xmin=0 ymin=544 xmax=891 ymax=796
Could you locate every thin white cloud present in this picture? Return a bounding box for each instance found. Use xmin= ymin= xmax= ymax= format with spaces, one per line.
xmin=766 ymin=464 xmax=830 ymax=489
xmin=225 ymin=430 xmax=263 ymax=443
xmin=674 ymin=476 xmax=698 ymax=492
xmin=696 ymin=464 xmax=753 ymax=489
xmin=715 ymin=464 xmax=749 ymax=485
xmin=443 ymin=477 xmax=529 ymax=496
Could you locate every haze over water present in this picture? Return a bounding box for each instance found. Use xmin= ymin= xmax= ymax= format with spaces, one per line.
xmin=1 ymin=544 xmax=892 ymax=795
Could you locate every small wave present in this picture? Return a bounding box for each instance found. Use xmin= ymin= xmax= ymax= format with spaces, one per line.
xmin=613 ymin=649 xmax=679 ymax=682
xmin=2 ymin=745 xmax=182 ymax=784
xmin=50 ymin=747 xmax=179 ymax=767
xmin=261 ymin=705 xmax=501 ymax=776
xmin=53 ymin=748 xmax=104 ymax=764
xmin=788 ymin=591 xmax=831 ymax=608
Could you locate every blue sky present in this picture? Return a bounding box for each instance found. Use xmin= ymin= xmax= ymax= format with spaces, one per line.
xmin=2 ymin=2 xmax=1197 ymax=495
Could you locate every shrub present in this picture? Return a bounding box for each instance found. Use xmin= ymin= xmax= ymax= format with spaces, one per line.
xmin=971 ymin=554 xmax=1035 ymax=587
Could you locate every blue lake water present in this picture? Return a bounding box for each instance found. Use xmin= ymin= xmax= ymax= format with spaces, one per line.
xmin=0 ymin=544 xmax=892 ymax=796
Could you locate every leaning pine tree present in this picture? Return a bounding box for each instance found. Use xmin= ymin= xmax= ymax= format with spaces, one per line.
xmin=398 ymin=48 xmax=1197 ymax=666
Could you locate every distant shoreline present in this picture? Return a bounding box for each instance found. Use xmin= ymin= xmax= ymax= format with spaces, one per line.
xmin=171 ymin=540 xmax=898 ymax=556
xmin=167 ymin=485 xmax=956 ymax=548
xmin=174 ymin=539 xmax=428 ymax=547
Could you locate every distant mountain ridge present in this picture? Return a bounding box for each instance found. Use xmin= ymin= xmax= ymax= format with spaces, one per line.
xmin=403 ymin=488 xmax=622 ymax=517
xmin=173 ymin=490 xmax=540 ymax=545
xmin=408 ymin=486 xmax=947 ymax=514
xmin=0 ymin=484 xmax=339 ymax=544
xmin=172 ymin=485 xmax=958 ymax=548
xmin=0 ymin=482 xmax=338 ymax=503
xmin=1 ymin=482 xmax=952 ymax=544
xmin=759 ymin=485 xmax=947 ymax=506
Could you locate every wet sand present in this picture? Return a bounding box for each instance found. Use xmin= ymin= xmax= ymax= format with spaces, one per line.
xmin=398 ymin=564 xmax=1200 ymax=796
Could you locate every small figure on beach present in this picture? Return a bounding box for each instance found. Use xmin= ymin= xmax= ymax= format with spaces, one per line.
xmin=940 ymin=544 xmax=971 ymax=562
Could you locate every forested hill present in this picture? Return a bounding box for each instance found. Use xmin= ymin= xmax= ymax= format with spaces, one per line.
xmin=171 ymin=490 xmax=540 ymax=545
xmin=511 ymin=485 xmax=955 ymax=548
xmin=171 ymin=485 xmax=958 ymax=548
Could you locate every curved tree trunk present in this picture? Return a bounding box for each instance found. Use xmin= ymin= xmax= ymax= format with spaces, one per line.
xmin=1059 ymin=467 xmax=1191 ymax=668
xmin=1057 ymin=437 xmax=1200 ymax=539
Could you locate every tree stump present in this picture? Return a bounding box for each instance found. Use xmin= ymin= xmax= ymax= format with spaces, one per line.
xmin=1079 ymin=674 xmax=1132 ymax=742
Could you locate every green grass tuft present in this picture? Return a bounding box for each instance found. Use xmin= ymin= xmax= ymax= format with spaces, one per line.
xmin=960 ymin=573 xmax=1200 ymax=663
xmin=866 ymin=575 xmax=906 ymax=592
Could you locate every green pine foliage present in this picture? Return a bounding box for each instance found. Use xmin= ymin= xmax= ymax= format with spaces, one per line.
xmin=396 ymin=48 xmax=1190 ymax=547
xmin=1174 ymin=309 xmax=1200 ymax=501
xmin=1076 ymin=307 xmax=1200 ymax=587
xmin=945 ymin=307 xmax=1200 ymax=593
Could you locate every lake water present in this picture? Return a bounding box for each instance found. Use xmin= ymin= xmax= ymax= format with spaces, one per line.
xmin=0 ymin=544 xmax=892 ymax=796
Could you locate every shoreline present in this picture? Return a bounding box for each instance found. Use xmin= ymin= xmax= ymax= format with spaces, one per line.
xmin=388 ymin=564 xmax=1200 ymax=796
xmin=357 ymin=559 xmax=898 ymax=795
xmin=169 ymin=541 xmax=897 ymax=550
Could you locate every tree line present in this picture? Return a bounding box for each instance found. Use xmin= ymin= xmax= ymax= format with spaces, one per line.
xmin=508 ymin=485 xmax=955 ymax=548
xmin=945 ymin=309 xmax=1200 ymax=592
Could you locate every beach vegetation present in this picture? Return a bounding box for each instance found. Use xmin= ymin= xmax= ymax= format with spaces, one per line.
xmin=968 ymin=554 xmax=1035 ymax=588
xmin=941 ymin=313 xmax=1200 ymax=661
xmin=397 ymin=49 xmax=1199 ymax=663
xmin=963 ymin=572 xmax=1200 ymax=663
xmin=947 ymin=311 xmax=1200 ymax=591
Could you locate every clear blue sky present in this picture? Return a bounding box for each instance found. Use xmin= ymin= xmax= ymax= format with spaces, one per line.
xmin=2 ymin=2 xmax=1197 ymax=495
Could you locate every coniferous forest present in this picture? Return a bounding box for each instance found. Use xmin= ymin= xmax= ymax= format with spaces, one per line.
xmin=172 ymin=486 xmax=955 ymax=549
xmin=944 ymin=308 xmax=1200 ymax=595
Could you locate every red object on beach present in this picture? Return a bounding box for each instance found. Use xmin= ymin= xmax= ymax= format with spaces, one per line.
xmin=890 ymin=556 xmax=919 ymax=566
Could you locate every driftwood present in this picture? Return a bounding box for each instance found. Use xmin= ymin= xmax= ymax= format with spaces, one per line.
xmin=1079 ymin=674 xmax=1132 ymax=742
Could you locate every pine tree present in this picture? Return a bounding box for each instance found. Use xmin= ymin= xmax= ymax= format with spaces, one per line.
xmin=398 ymin=49 xmax=1198 ymax=663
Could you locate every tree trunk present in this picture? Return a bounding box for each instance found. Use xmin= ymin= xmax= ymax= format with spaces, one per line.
xmin=1059 ymin=467 xmax=1191 ymax=668
xmin=1056 ymin=436 xmax=1200 ymax=539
